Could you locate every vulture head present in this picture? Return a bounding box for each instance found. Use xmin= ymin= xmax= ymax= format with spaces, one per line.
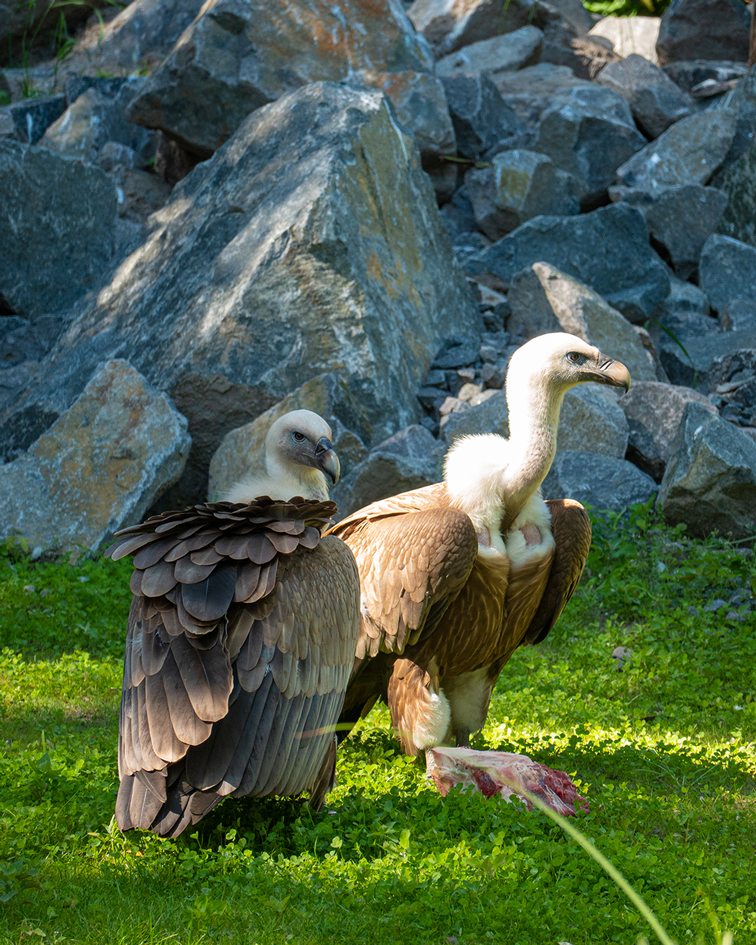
xmin=445 ymin=333 xmax=631 ymax=535
xmin=223 ymin=409 xmax=340 ymax=503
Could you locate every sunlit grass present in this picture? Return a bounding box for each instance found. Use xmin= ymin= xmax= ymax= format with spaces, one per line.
xmin=0 ymin=505 xmax=755 ymax=944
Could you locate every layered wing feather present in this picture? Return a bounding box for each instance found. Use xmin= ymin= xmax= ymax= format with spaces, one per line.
xmin=521 ymin=499 xmax=591 ymax=646
xmin=109 ymin=498 xmax=359 ymax=836
xmin=329 ymin=483 xmax=478 ymax=661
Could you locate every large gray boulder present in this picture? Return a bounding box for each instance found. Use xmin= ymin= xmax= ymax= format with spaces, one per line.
xmin=614 ymin=109 xmax=738 ymax=198
xmin=658 ymin=401 xmax=756 ymax=539
xmin=40 ymin=80 xmax=154 ymax=165
xmin=440 ymin=72 xmax=526 ymax=159
xmin=558 ymin=385 xmax=629 ymax=458
xmin=468 ymin=203 xmax=671 ymax=321
xmin=0 ymin=96 xmax=66 ymax=144
xmin=699 ymin=234 xmax=756 ymax=313
xmin=464 ymin=150 xmax=578 ymax=241
xmin=1 ymin=83 xmax=479 ymax=505
xmin=655 ymin=0 xmax=752 ymax=65
xmin=589 ymin=16 xmax=661 ymax=63
xmin=620 ymin=380 xmax=717 ymax=480
xmin=617 ymin=185 xmax=728 ymax=280
xmin=595 ymin=54 xmax=694 ymax=140
xmin=0 ymin=140 xmax=118 ymax=319
xmin=126 ymin=0 xmax=433 ymax=157
xmin=408 ymin=0 xmax=593 ymax=58
xmin=0 ymin=360 xmax=190 ymax=557
xmin=714 ymin=142 xmax=756 ymax=249
xmin=525 ymin=263 xmax=658 ymax=381
xmin=435 ymin=27 xmax=544 ymax=81
xmin=486 ymin=63 xmax=592 ymax=131
xmin=542 ymin=450 xmax=658 ymax=511
xmin=334 ymin=424 xmax=446 ymax=515
xmin=533 ymin=85 xmax=647 ymax=204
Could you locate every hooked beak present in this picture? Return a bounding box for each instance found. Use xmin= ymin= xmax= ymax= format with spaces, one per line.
xmin=315 ymin=436 xmax=340 ymax=485
xmin=595 ymin=357 xmax=631 ymax=393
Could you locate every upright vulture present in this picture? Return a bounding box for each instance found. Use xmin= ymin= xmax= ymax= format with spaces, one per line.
xmin=108 ymin=410 xmax=360 ymax=836
xmin=330 ymin=334 xmax=631 ymax=756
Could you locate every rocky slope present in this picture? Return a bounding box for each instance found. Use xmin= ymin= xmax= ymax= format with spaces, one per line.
xmin=1 ymin=0 xmax=756 ymax=553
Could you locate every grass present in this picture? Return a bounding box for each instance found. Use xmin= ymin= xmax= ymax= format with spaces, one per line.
xmin=0 ymin=503 xmax=755 ymax=945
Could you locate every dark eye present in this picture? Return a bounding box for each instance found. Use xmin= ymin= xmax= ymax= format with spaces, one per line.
xmin=567 ymin=352 xmax=581 ymax=363
xmin=292 ymin=431 xmax=306 ymax=442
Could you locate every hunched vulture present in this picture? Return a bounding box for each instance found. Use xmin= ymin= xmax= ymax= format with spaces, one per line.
xmin=108 ymin=410 xmax=360 ymax=836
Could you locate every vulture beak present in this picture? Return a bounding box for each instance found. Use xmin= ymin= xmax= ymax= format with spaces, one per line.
xmin=315 ymin=436 xmax=340 ymax=485
xmin=595 ymin=357 xmax=631 ymax=393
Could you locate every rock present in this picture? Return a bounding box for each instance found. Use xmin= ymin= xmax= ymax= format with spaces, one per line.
xmin=708 ymin=349 xmax=756 ymax=427
xmin=208 ymin=374 xmax=370 ymax=501
xmin=713 ymin=136 xmax=756 ymax=249
xmin=658 ymin=401 xmax=756 ymax=539
xmin=1 ymin=83 xmax=479 ymax=505
xmin=616 ymin=185 xmax=727 ymax=280
xmin=662 ymin=60 xmax=748 ymax=95
xmin=538 ymin=33 xmax=621 ymax=82
xmin=620 ymin=380 xmax=717 ymax=480
xmin=0 ymin=360 xmax=190 ymax=557
xmin=407 ymin=0 xmax=592 ymax=59
xmin=126 ymin=0 xmax=433 ymax=158
xmin=0 ymin=140 xmax=117 ymax=320
xmin=655 ymin=0 xmax=752 ymax=66
xmin=468 ymin=203 xmax=671 ymax=321
xmin=440 ymin=72 xmax=526 ymax=159
xmin=441 ymin=388 xmax=509 ymax=441
xmin=507 ymin=268 xmax=562 ymax=339
xmin=595 ymin=54 xmax=693 ymax=140
xmin=96 ymin=142 xmax=150 ymax=172
xmin=40 ymin=81 xmax=154 ymax=165
xmin=614 ymin=109 xmax=738 ymax=198
xmin=0 ymin=317 xmax=48 ymax=367
xmin=465 ymin=149 xmax=578 ymax=241
xmin=59 ymin=0 xmax=209 ymax=75
xmin=487 ymin=64 xmax=592 ymax=132
xmin=526 ymin=263 xmax=658 ymax=382
xmin=700 ymin=234 xmax=756 ymax=313
xmin=435 ymin=27 xmax=544 ymax=81
xmin=656 ymin=322 xmax=756 ymax=389
xmin=109 ymin=166 xmax=174 ymax=222
xmin=653 ymin=275 xmax=711 ymax=318
xmin=353 ymin=70 xmax=455 ymax=162
xmin=541 ymin=450 xmax=659 ymax=511
xmin=534 ymin=85 xmax=646 ymax=205
xmin=432 ymin=340 xmax=480 ymax=369
xmin=64 ymin=75 xmax=137 ymax=106
xmin=0 ymin=95 xmax=66 ymax=144
xmin=334 ymin=424 xmax=446 ymax=515
xmin=720 ymin=300 xmax=756 ymax=332
xmin=589 ymin=16 xmax=661 ymax=63
xmin=558 ymin=385 xmax=629 ymax=458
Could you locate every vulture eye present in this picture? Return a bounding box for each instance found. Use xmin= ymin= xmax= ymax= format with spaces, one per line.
xmin=292 ymin=431 xmax=306 ymax=442
xmin=566 ymin=352 xmax=582 ymax=364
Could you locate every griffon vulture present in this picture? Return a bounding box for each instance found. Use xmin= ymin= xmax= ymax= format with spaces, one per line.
xmin=330 ymin=334 xmax=631 ymax=756
xmin=108 ymin=410 xmax=360 ymax=836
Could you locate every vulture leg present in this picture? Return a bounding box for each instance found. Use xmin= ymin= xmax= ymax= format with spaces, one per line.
xmin=387 ymin=657 xmax=450 ymax=757
xmin=441 ymin=659 xmax=505 ymax=748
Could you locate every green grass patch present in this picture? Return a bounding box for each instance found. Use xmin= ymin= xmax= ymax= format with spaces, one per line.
xmin=1 ymin=505 xmax=755 ymax=944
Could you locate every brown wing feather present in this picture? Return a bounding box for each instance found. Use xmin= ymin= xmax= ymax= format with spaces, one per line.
xmin=521 ymin=499 xmax=591 ymax=646
xmin=329 ymin=485 xmax=477 ymax=661
xmin=110 ymin=498 xmax=359 ymax=836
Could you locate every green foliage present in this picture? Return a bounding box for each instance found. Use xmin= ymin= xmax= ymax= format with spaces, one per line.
xmin=0 ymin=507 xmax=754 ymax=945
xmin=581 ymin=0 xmax=671 ymax=17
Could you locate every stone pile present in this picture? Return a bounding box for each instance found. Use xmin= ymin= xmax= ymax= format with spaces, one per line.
xmin=1 ymin=0 xmax=756 ymax=550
